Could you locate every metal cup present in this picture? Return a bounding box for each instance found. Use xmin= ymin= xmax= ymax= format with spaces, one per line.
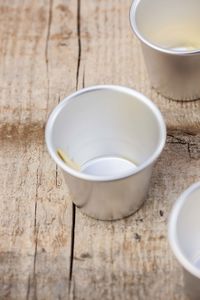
xmin=168 ymin=182 xmax=200 ymax=300
xmin=130 ymin=0 xmax=200 ymax=101
xmin=46 ymin=85 xmax=166 ymax=220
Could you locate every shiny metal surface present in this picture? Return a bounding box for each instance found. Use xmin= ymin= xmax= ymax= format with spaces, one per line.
xmin=168 ymin=182 xmax=200 ymax=300
xmin=130 ymin=0 xmax=200 ymax=101
xmin=46 ymin=85 xmax=166 ymax=220
xmin=81 ymin=156 xmax=137 ymax=177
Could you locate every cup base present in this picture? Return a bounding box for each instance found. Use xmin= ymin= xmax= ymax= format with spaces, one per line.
xmin=152 ymin=85 xmax=200 ymax=102
xmin=76 ymin=195 xmax=147 ymax=221
xmin=81 ymin=156 xmax=137 ymax=177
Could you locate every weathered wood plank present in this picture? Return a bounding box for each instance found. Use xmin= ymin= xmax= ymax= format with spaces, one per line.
xmin=70 ymin=0 xmax=200 ymax=299
xmin=78 ymin=0 xmax=200 ymax=132
xmin=0 ymin=126 xmax=39 ymax=299
xmin=0 ymin=0 xmax=78 ymax=125
xmin=72 ymin=133 xmax=200 ymax=300
xmin=0 ymin=0 xmax=78 ymax=298
xmin=0 ymin=0 xmax=200 ymax=299
xmin=0 ymin=125 xmax=73 ymax=300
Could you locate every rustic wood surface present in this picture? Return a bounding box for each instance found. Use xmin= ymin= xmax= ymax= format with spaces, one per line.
xmin=0 ymin=0 xmax=200 ymax=299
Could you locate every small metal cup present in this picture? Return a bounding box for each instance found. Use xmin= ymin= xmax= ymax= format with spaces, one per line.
xmin=168 ymin=182 xmax=200 ymax=300
xmin=46 ymin=85 xmax=166 ymax=220
xmin=130 ymin=0 xmax=200 ymax=101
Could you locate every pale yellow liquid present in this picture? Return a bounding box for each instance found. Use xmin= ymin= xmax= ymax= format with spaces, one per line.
xmin=148 ymin=25 xmax=200 ymax=51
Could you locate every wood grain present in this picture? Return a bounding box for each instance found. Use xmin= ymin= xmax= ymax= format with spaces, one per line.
xmin=0 ymin=125 xmax=73 ymax=299
xmin=0 ymin=0 xmax=77 ymax=298
xmin=78 ymin=0 xmax=200 ymax=132
xmin=0 ymin=0 xmax=200 ymax=299
xmin=71 ymin=133 xmax=200 ymax=300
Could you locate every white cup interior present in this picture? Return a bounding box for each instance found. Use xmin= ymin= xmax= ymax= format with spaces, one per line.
xmin=170 ymin=183 xmax=200 ymax=275
xmin=132 ymin=0 xmax=200 ymax=51
xmin=47 ymin=87 xmax=165 ymax=179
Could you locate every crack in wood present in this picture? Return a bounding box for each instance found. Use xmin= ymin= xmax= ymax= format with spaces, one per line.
xmin=32 ymin=166 xmax=40 ymax=300
xmin=82 ymin=67 xmax=85 ymax=88
xmin=68 ymin=0 xmax=83 ymax=294
xmin=33 ymin=227 xmax=39 ymax=300
xmin=26 ymin=275 xmax=31 ymax=300
xmin=56 ymin=165 xmax=58 ymax=187
xmin=167 ymin=133 xmax=200 ymax=159
xmin=167 ymin=134 xmax=188 ymax=145
xmin=45 ymin=0 xmax=53 ymax=116
xmin=182 ymin=131 xmax=196 ymax=136
xmin=76 ymin=0 xmax=82 ymax=90
xmin=68 ymin=203 xmax=76 ymax=292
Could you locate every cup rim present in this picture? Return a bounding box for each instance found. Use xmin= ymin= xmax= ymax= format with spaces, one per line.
xmin=45 ymin=85 xmax=166 ymax=182
xmin=168 ymin=181 xmax=200 ymax=279
xmin=130 ymin=0 xmax=200 ymax=56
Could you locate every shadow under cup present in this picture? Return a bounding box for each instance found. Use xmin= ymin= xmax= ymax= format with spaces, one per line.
xmin=46 ymin=86 xmax=166 ymax=220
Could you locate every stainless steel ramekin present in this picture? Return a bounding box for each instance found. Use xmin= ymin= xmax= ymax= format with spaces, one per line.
xmin=46 ymin=85 xmax=166 ymax=220
xmin=168 ymin=182 xmax=200 ymax=300
xmin=130 ymin=0 xmax=200 ymax=101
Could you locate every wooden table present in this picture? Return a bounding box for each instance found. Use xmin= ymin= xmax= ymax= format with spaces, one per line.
xmin=1 ymin=0 xmax=200 ymax=299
